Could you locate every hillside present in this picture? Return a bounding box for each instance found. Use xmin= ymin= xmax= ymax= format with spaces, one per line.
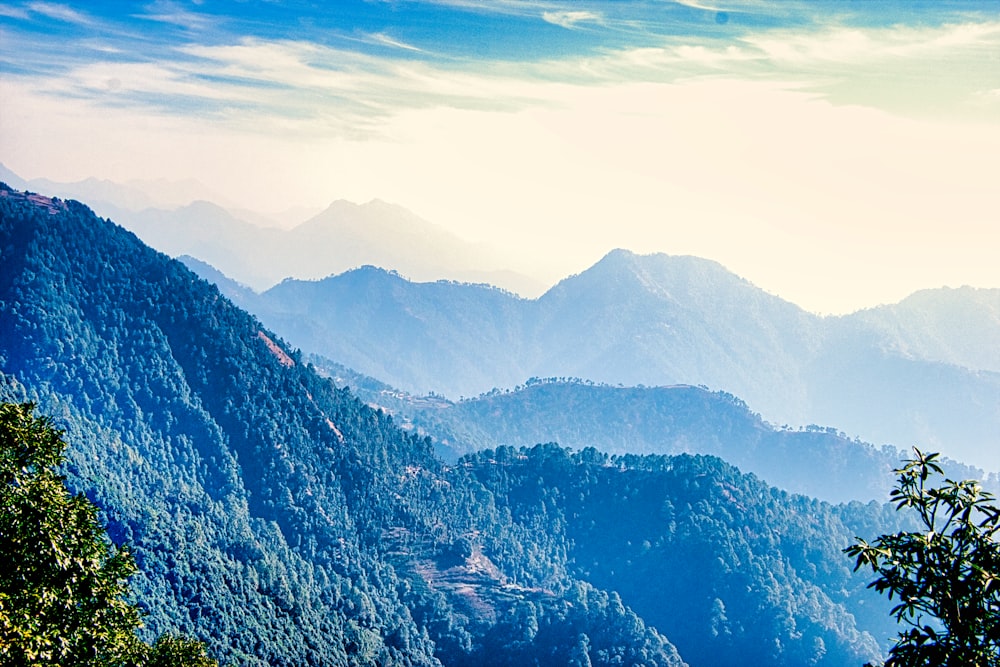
xmin=838 ymin=286 xmax=1000 ymax=373
xmin=408 ymin=380 xmax=900 ymax=503
xmin=0 ymin=183 xmax=898 ymax=665
xmin=203 ymin=253 xmax=1000 ymax=470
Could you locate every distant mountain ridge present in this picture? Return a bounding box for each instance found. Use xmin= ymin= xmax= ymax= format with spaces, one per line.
xmin=839 ymin=286 xmax=1000 ymax=373
xmin=0 ymin=162 xmax=234 ymax=212
xmin=7 ymin=165 xmax=998 ymax=467
xmin=197 ymin=250 xmax=1000 ymax=470
xmin=0 ymin=163 xmax=544 ymax=297
xmin=303 ymin=358 xmax=997 ymax=504
xmin=99 ymin=196 xmax=546 ymax=295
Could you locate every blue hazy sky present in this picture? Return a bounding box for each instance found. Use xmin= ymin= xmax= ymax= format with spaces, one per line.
xmin=1 ymin=1 xmax=998 ymax=312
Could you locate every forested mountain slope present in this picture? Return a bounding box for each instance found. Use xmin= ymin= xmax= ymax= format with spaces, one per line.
xmin=0 ymin=185 xmax=688 ymax=666
xmin=303 ymin=365 xmax=996 ymax=504
xmin=463 ymin=445 xmax=905 ymax=667
xmin=0 ymin=184 xmax=896 ymax=665
xmin=403 ymin=379 xmax=905 ymax=503
xmin=201 ymin=253 xmax=1000 ymax=470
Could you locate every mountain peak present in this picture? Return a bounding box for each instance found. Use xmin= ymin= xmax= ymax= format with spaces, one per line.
xmin=176 ymin=199 xmax=236 ymax=219
xmin=0 ymin=163 xmax=28 ymax=191
xmin=594 ymin=248 xmax=734 ymax=276
xmin=294 ymin=197 xmax=448 ymax=241
xmin=547 ymin=248 xmax=759 ymax=308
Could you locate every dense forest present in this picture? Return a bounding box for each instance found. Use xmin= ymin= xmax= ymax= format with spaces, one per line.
xmin=303 ymin=360 xmax=995 ymax=504
xmin=0 ymin=184 xmax=907 ymax=665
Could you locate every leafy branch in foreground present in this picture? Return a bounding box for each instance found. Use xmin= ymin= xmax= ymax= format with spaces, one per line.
xmin=0 ymin=402 xmax=216 ymax=667
xmin=845 ymin=448 xmax=1000 ymax=667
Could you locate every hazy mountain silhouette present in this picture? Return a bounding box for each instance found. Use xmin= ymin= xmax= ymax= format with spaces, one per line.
xmin=837 ymin=286 xmax=1000 ymax=372
xmin=119 ymin=197 xmax=545 ymax=294
xmin=0 ymin=163 xmax=544 ymax=297
xmin=198 ymin=250 xmax=1000 ymax=470
xmin=0 ymin=162 xmax=235 ymax=212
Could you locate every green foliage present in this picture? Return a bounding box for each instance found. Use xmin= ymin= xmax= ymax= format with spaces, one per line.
xmin=147 ymin=635 xmax=217 ymax=667
xmin=0 ymin=402 xmax=217 ymax=667
xmin=0 ymin=401 xmax=144 ymax=666
xmin=846 ymin=449 xmax=1000 ymax=666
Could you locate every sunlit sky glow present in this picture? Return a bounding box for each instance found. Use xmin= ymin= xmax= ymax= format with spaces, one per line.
xmin=1 ymin=1 xmax=998 ymax=313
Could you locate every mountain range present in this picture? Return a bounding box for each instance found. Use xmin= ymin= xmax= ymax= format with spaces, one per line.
xmin=18 ymin=160 xmax=997 ymax=473
xmin=0 ymin=183 xmax=909 ymax=665
xmin=0 ymin=162 xmax=234 ymax=213
xmin=193 ymin=253 xmax=1000 ymax=471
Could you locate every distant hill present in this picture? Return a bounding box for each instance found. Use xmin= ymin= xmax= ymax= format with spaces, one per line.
xmin=259 ymin=266 xmax=534 ymax=397
xmin=413 ymin=381 xmax=902 ymax=503
xmin=530 ymin=250 xmax=821 ymax=421
xmin=0 ymin=162 xmax=237 ymax=212
xmin=303 ymin=360 xmax=995 ymax=504
xmin=116 ymin=197 xmax=543 ymax=295
xmin=837 ymin=286 xmax=1000 ymax=373
xmin=198 ymin=251 xmax=1000 ymax=470
xmin=241 ymin=250 xmax=819 ymax=411
xmin=0 ymin=182 xmax=898 ymax=666
xmin=0 ymin=163 xmax=544 ymax=297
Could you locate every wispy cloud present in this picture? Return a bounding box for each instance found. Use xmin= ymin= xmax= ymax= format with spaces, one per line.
xmin=134 ymin=0 xmax=214 ymax=31
xmin=366 ymin=32 xmax=425 ymax=52
xmin=670 ymin=0 xmax=723 ymax=11
xmin=542 ymin=10 xmax=602 ymax=30
xmin=0 ymin=5 xmax=30 ymax=19
xmin=26 ymin=2 xmax=92 ymax=25
xmin=392 ymin=0 xmax=562 ymax=16
xmin=742 ymin=21 xmax=1000 ymax=65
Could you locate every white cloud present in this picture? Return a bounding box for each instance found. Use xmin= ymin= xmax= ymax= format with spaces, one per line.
xmin=374 ymin=0 xmax=575 ymax=22
xmin=27 ymin=2 xmax=91 ymax=25
xmin=542 ymin=10 xmax=601 ymax=29
xmin=743 ymin=21 xmax=1000 ymax=65
xmin=0 ymin=5 xmax=30 ymax=19
xmin=135 ymin=0 xmax=214 ymax=30
xmin=670 ymin=0 xmax=723 ymax=11
xmin=365 ymin=32 xmax=424 ymax=52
